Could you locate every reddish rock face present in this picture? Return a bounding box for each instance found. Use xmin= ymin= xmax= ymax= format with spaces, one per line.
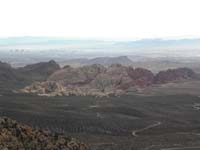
xmin=127 ymin=67 xmax=155 ymax=87
xmin=48 ymin=64 xmax=106 ymax=85
xmin=154 ymin=68 xmax=197 ymax=84
xmin=19 ymin=63 xmax=199 ymax=97
xmin=91 ymin=64 xmax=133 ymax=90
xmin=95 ymin=65 xmax=155 ymax=89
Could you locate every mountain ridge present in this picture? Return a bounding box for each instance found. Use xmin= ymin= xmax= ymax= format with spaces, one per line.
xmin=18 ymin=62 xmax=198 ymax=97
xmin=62 ymin=56 xmax=133 ymax=67
xmin=0 ymin=59 xmax=198 ymax=96
xmin=0 ymin=60 xmax=60 ymax=92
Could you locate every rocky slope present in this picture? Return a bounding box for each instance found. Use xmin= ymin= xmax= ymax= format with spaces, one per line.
xmin=0 ymin=61 xmax=22 ymax=92
xmin=19 ymin=63 xmax=198 ymax=97
xmin=0 ymin=117 xmax=89 ymax=150
xmin=0 ymin=60 xmax=60 ymax=92
xmin=17 ymin=60 xmax=60 ymax=82
xmin=128 ymin=67 xmax=155 ymax=87
xmin=48 ymin=64 xmax=106 ymax=85
xmin=0 ymin=61 xmax=18 ymax=82
xmin=154 ymin=67 xmax=197 ymax=84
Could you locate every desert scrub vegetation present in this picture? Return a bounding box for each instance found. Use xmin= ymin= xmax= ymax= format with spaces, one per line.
xmin=0 ymin=117 xmax=89 ymax=150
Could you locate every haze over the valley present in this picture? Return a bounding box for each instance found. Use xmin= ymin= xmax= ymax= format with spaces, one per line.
xmin=1 ymin=37 xmax=200 ymax=74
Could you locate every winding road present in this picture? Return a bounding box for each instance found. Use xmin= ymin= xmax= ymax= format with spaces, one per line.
xmin=132 ymin=121 xmax=162 ymax=137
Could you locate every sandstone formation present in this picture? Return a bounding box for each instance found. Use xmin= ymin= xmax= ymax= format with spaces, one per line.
xmin=19 ymin=63 xmax=198 ymax=97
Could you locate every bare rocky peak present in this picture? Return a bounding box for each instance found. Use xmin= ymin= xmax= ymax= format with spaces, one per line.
xmin=128 ymin=67 xmax=155 ymax=86
xmin=91 ymin=64 xmax=133 ymax=91
xmin=21 ymin=59 xmax=60 ymax=75
xmin=48 ymin=64 xmax=106 ymax=85
xmin=154 ymin=67 xmax=197 ymax=84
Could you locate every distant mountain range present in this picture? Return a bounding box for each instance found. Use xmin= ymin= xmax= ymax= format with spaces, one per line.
xmin=1 ymin=37 xmax=200 ymax=67
xmin=15 ymin=61 xmax=198 ymax=97
xmin=63 ymin=56 xmax=133 ymax=66
xmin=0 ymin=57 xmax=199 ymax=96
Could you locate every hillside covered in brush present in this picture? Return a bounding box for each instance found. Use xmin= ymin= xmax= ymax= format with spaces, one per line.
xmin=0 ymin=117 xmax=89 ymax=150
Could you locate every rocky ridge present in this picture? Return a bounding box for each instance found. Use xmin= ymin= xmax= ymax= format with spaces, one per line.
xmin=62 ymin=56 xmax=133 ymax=67
xmin=0 ymin=60 xmax=60 ymax=92
xmin=19 ymin=63 xmax=198 ymax=97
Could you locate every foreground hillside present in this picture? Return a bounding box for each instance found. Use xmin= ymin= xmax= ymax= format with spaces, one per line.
xmin=0 ymin=117 xmax=89 ymax=150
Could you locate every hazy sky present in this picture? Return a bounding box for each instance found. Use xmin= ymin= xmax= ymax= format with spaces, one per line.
xmin=0 ymin=0 xmax=200 ymax=40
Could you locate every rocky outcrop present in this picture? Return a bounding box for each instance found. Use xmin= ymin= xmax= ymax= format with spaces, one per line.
xmin=91 ymin=64 xmax=133 ymax=91
xmin=20 ymin=81 xmax=65 ymax=96
xmin=20 ymin=81 xmax=125 ymax=97
xmin=128 ymin=67 xmax=155 ymax=87
xmin=0 ymin=117 xmax=89 ymax=150
xmin=48 ymin=64 xmax=106 ymax=85
xmin=18 ymin=64 xmax=199 ymax=97
xmin=154 ymin=67 xmax=197 ymax=84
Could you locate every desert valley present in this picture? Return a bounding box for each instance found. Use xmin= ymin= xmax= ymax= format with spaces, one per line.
xmin=1 ymin=52 xmax=200 ymax=149
xmin=1 ymin=0 xmax=200 ymax=149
